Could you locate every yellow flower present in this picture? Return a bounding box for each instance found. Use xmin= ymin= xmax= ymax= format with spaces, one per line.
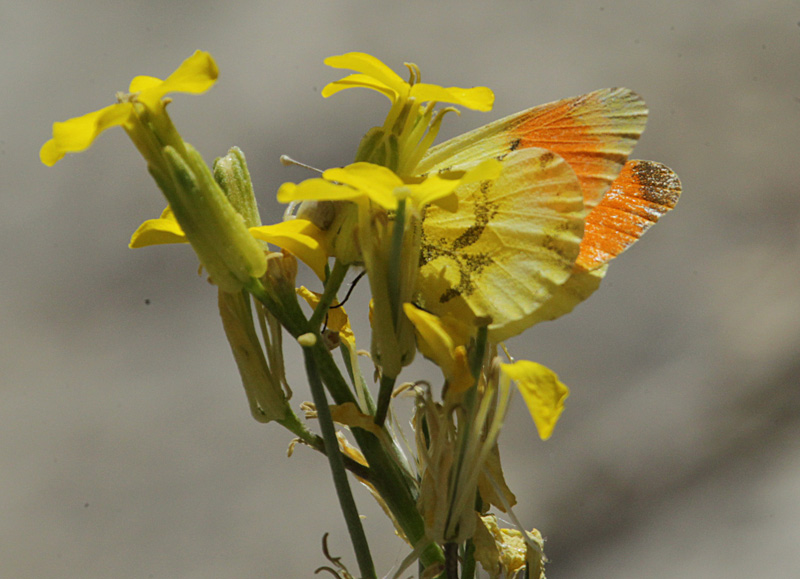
xmin=40 ymin=50 xmax=218 ymax=166
xmin=403 ymin=304 xmax=474 ymax=393
xmin=249 ymin=220 xmax=329 ymax=280
xmin=278 ymin=160 xmax=500 ymax=379
xmin=296 ymin=286 xmax=355 ymax=349
xmin=278 ymin=159 xmax=501 ymax=214
xmin=42 ymin=52 xmax=269 ymax=293
xmin=128 ymin=205 xmax=189 ymax=248
xmin=322 ymin=52 xmax=494 ymax=112
xmin=322 ymin=52 xmax=495 ymax=176
xmin=501 ymin=360 xmax=570 ymax=440
xmin=129 ymin=207 xmax=329 ymax=280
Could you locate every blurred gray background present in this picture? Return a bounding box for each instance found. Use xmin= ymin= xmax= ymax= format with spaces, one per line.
xmin=3 ymin=1 xmax=799 ymax=577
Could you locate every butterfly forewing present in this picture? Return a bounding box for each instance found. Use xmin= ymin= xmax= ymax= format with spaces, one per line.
xmin=418 ymin=88 xmax=648 ymax=209
xmin=417 ymin=148 xmax=585 ymax=341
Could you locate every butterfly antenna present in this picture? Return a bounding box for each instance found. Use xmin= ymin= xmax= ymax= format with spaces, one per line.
xmin=329 ymin=270 xmax=367 ymax=310
xmin=280 ymin=155 xmax=323 ymax=174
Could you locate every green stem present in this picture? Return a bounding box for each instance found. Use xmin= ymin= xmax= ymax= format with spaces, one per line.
xmin=245 ymin=278 xmax=307 ymax=338
xmin=374 ymin=372 xmax=397 ymax=427
xmin=444 ymin=542 xmax=459 ymax=579
xmin=460 ymin=540 xmax=476 ymax=579
xmin=248 ymin=275 xmax=445 ymax=571
xmin=302 ymin=345 xmax=376 ymax=579
xmin=277 ymin=412 xmax=371 ymax=481
xmin=387 ymin=198 xmax=406 ymax=329
xmin=310 ymin=342 xmax=443 ymax=569
xmin=444 ymin=326 xmax=489 ymax=536
xmin=309 ymin=259 xmax=349 ymax=330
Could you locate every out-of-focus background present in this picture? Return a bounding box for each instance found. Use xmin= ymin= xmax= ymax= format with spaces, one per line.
xmin=4 ymin=1 xmax=799 ymax=577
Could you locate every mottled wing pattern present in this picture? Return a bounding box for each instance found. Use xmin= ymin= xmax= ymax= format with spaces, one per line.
xmin=417 ymin=88 xmax=648 ymax=208
xmin=527 ymin=160 xmax=682 ymax=325
xmin=417 ymin=148 xmax=585 ymax=342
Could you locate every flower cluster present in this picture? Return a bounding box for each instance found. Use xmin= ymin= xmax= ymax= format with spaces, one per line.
xmin=42 ymin=50 xmax=680 ymax=579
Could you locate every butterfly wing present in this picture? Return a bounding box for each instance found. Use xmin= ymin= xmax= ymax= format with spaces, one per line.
xmin=418 ymin=88 xmax=648 ymax=209
xmin=416 ymin=91 xmax=677 ymax=340
xmin=416 ymin=147 xmax=585 ymax=341
xmin=527 ymin=160 xmax=682 ymax=325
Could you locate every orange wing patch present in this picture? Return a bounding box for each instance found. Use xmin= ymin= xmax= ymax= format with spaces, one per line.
xmin=511 ymin=88 xmax=648 ymax=209
xmin=418 ymin=88 xmax=647 ymax=210
xmin=575 ymin=160 xmax=682 ymax=272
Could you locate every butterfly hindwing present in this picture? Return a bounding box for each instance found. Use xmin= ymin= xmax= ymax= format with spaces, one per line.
xmin=417 ymin=147 xmax=585 ymax=341
xmin=525 ymin=160 xmax=682 ymax=325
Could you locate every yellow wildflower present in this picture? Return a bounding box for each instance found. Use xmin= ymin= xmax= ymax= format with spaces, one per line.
xmin=323 ymin=52 xmax=494 ymax=176
xmin=403 ymin=304 xmax=474 ymax=393
xmin=40 ymin=50 xmax=217 ymax=166
xmin=322 ymin=52 xmax=493 ymax=111
xmin=130 ymin=208 xmax=328 ymax=281
xmin=277 ymin=159 xmax=501 ymax=215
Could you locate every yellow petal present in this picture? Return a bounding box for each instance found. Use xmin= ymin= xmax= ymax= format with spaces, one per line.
xmin=40 ymin=103 xmax=133 ymax=166
xmin=134 ymin=50 xmax=219 ymax=109
xmin=129 ymin=205 xmax=188 ymax=248
xmin=403 ymin=304 xmax=474 ymax=392
xmin=323 ymin=52 xmax=406 ymax=99
xmin=41 ymin=51 xmax=217 ymax=167
xmin=325 ymin=162 xmax=406 ymax=209
xmin=280 ymin=163 xmax=403 ymax=210
xmin=410 ymin=82 xmax=495 ymax=112
xmin=321 ymin=73 xmax=398 ymax=102
xmin=411 ymin=159 xmax=502 ymax=210
xmin=277 ymin=178 xmax=362 ymax=205
xmin=160 ymin=50 xmax=219 ymax=92
xmin=404 ymin=304 xmax=455 ymax=362
xmin=296 ymin=286 xmax=352 ymax=337
xmin=127 ymin=75 xmax=164 ymax=93
xmin=502 ymin=360 xmax=569 ymax=440
xmin=407 ymin=174 xmax=461 ymax=209
xmin=330 ymin=402 xmax=382 ymax=436
xmin=249 ymin=219 xmax=328 ymax=279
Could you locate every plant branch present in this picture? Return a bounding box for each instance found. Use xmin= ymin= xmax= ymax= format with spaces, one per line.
xmin=302 ymin=344 xmax=376 ymax=579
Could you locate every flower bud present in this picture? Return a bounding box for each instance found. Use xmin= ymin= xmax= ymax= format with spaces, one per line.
xmin=213 ymin=147 xmax=261 ymax=228
xmin=156 ymin=144 xmax=267 ymax=293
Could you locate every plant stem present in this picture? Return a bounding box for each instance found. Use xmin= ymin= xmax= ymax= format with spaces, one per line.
xmin=444 ymin=542 xmax=459 ymax=579
xmin=302 ymin=345 xmax=376 ymax=579
xmin=373 ymin=372 xmax=396 ymax=427
xmin=277 ymin=412 xmax=371 ymax=481
xmin=387 ymin=198 xmax=406 ymax=329
xmin=245 ymin=278 xmax=307 ymax=338
xmin=309 ymin=259 xmax=349 ymax=330
xmin=460 ymin=540 xmax=476 ymax=579
xmin=248 ymin=275 xmax=445 ymax=571
xmin=310 ymin=342 xmax=444 ymax=569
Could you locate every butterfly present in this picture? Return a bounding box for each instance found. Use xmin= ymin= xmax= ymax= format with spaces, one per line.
xmin=412 ymin=88 xmax=682 ymax=342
